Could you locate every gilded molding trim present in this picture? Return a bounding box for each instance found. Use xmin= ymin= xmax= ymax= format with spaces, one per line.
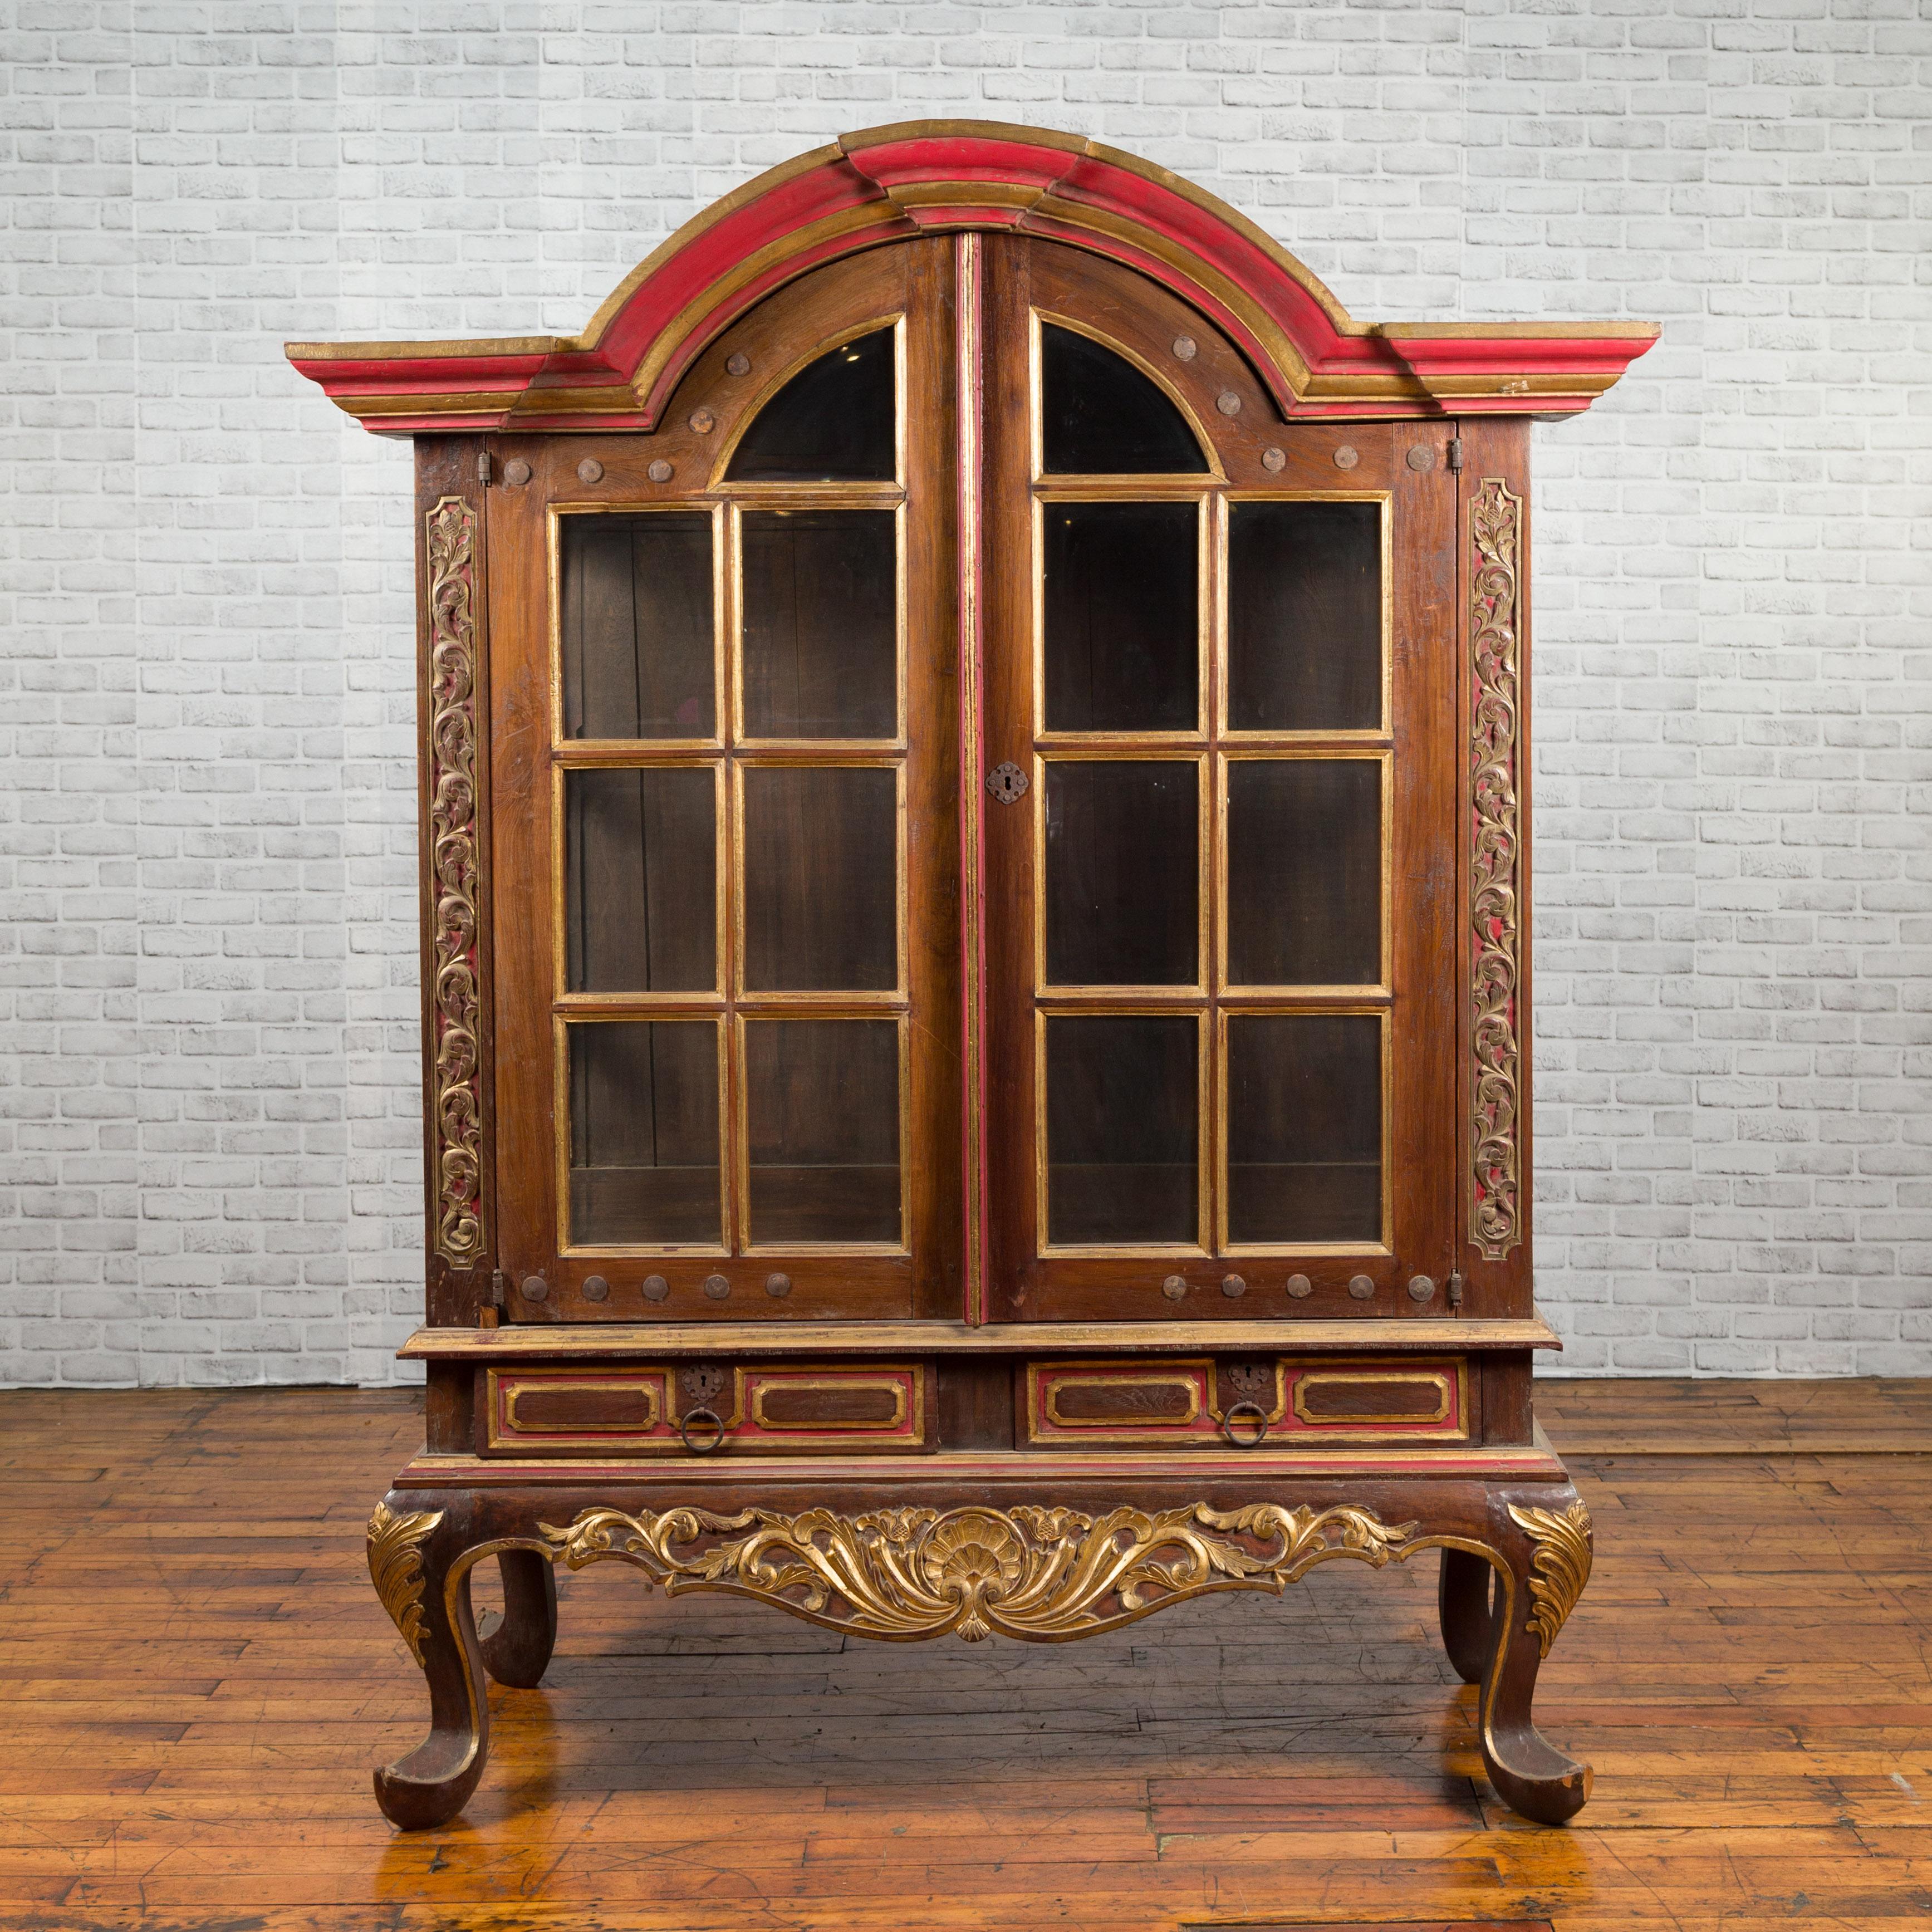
xmin=425 ymin=495 xmax=486 ymax=1269
xmin=540 ymin=1500 xmax=1414 ymax=1642
xmin=368 ymin=1502 xmax=444 ymax=1665
xmin=1507 ymin=1498 xmax=1592 ymax=1657
xmin=1469 ymin=476 xmax=1523 ymax=1262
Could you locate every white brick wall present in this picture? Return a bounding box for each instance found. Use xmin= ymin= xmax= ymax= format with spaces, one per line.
xmin=1 ymin=0 xmax=1925 ymax=1383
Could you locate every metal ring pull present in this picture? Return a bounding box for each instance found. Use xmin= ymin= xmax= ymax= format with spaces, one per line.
xmin=1220 ymin=1401 xmax=1269 ymax=1449
xmin=679 ymin=1406 xmax=727 ymax=1455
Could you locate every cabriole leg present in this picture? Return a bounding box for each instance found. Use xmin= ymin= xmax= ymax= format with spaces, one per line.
xmin=1438 ymin=1546 xmax=1494 ymax=1684
xmin=478 ymin=1548 xmax=558 ymax=1689
xmin=1475 ymin=1489 xmax=1596 ymax=1826
xmin=366 ymin=1497 xmax=489 ymax=1830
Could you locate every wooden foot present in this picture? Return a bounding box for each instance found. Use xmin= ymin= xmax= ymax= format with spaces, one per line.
xmin=367 ymin=1498 xmax=489 ymax=1831
xmin=478 ymin=1548 xmax=558 ymax=1689
xmin=1438 ymin=1546 xmax=1495 ymax=1684
xmin=1474 ymin=1489 xmax=1595 ymax=1826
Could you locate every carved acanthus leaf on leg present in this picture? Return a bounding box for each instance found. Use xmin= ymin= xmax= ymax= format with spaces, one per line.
xmin=1506 ymin=1497 xmax=1593 ymax=1657
xmin=367 ymin=1502 xmax=443 ymax=1665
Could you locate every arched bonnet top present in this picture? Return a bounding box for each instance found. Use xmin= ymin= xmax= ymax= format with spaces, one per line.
xmin=287 ymin=120 xmax=1658 ymax=436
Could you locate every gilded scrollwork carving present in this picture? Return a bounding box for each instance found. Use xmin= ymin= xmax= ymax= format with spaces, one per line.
xmin=425 ymin=494 xmax=484 ymax=1269
xmin=1506 ymin=1498 xmax=1592 ymax=1657
xmin=368 ymin=1502 xmax=444 ymax=1665
xmin=539 ymin=1500 xmax=1415 ymax=1643
xmin=1469 ymin=475 xmax=1523 ymax=1261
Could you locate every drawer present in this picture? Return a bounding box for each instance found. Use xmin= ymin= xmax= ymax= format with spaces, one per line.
xmin=483 ymin=1362 xmax=932 ymax=1455
xmin=1023 ymin=1357 xmax=1468 ymax=1448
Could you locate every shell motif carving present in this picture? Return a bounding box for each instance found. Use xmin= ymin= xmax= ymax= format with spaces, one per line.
xmin=367 ymin=1502 xmax=443 ymax=1665
xmin=540 ymin=1500 xmax=1415 ymax=1644
xmin=425 ymin=495 xmax=485 ymax=1269
xmin=1469 ymin=476 xmax=1523 ymax=1262
xmin=1507 ymin=1498 xmax=1593 ymax=1657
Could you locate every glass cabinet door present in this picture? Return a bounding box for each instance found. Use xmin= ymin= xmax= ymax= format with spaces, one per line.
xmin=978 ymin=236 xmax=1453 ymax=1320
xmin=488 ymin=239 xmax=960 ymax=1320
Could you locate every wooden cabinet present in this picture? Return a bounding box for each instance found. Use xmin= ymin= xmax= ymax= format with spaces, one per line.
xmin=293 ymin=122 xmax=1655 ymax=1831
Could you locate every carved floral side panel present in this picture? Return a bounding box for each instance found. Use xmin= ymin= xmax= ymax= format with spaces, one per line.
xmin=426 ymin=495 xmax=486 ymax=1270
xmin=1468 ymin=477 xmax=1522 ymax=1262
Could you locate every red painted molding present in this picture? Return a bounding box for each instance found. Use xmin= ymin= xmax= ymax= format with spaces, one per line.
xmin=287 ymin=120 xmax=1658 ymax=436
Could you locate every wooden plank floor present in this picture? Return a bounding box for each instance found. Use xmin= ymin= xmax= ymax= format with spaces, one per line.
xmin=2 ymin=1381 xmax=1929 ymax=1931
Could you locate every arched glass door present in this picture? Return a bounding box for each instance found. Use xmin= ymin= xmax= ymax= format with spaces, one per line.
xmin=489 ymin=240 xmax=961 ymax=1322
xmin=975 ymin=236 xmax=1453 ymax=1322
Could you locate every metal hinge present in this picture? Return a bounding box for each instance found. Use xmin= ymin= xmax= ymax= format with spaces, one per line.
xmin=490 ymin=1268 xmax=507 ymax=1308
xmin=477 ymin=449 xmax=493 ymax=486
xmin=1446 ymin=1269 xmax=1465 ymax=1309
xmin=1446 ymin=437 xmax=1464 ymax=474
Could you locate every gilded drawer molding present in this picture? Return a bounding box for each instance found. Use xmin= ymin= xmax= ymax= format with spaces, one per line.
xmin=1294 ymin=1369 xmax=1454 ymax=1428
xmin=1025 ymin=1357 xmax=1468 ymax=1448
xmin=484 ymin=1363 xmax=930 ymax=1455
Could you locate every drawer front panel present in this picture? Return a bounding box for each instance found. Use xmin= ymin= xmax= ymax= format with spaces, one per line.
xmin=1024 ymin=1357 xmax=1467 ymax=1447
xmin=485 ymin=1363 xmax=930 ymax=1455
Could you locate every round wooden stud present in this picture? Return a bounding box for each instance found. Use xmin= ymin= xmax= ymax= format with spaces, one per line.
xmin=702 ymin=1273 xmax=730 ymax=1300
xmin=1216 ymin=390 xmax=1242 ymax=416
xmin=1161 ymin=1274 xmax=1188 ymax=1301
xmin=576 ymin=458 xmax=603 ymax=484
xmin=520 ymin=1274 xmax=549 ymax=1303
xmin=1347 ymin=1273 xmax=1376 ymax=1301
xmin=1333 ymin=445 xmax=1359 ymax=470
xmin=581 ymin=1274 xmax=610 ymax=1302
xmin=726 ymin=351 xmax=752 ymax=376
xmin=1220 ymin=1273 xmax=1247 ymax=1298
xmin=1171 ymin=335 xmax=1197 ymax=361
xmin=1286 ymin=1273 xmax=1313 ymax=1299
xmin=1408 ymin=1273 xmax=1436 ymax=1303
xmin=647 ymin=459 xmax=673 ymax=483
xmin=642 ymin=1273 xmax=670 ymax=1302
xmin=501 ymin=457 xmax=532 ymax=487
xmin=689 ymin=406 xmax=717 ymax=435
xmin=1405 ymin=444 xmax=1435 ymax=472
xmin=1261 ymin=447 xmax=1286 ymax=473
xmin=765 ymin=1272 xmax=792 ymax=1299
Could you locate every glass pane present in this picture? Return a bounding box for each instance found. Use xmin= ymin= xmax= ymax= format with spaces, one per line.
xmin=727 ymin=326 xmax=895 ymax=482
xmin=565 ymin=767 xmax=717 ymax=993
xmin=1045 ymin=761 xmax=1197 ymax=986
xmin=1046 ymin=1016 xmax=1197 ymax=1245
xmin=1227 ymin=1014 xmax=1381 ymax=1244
xmin=741 ymin=509 xmax=896 ymax=738
xmin=742 ymin=765 xmax=897 ymax=991
xmin=1042 ymin=502 xmax=1198 ymax=733
xmin=1227 ymin=759 xmax=1381 ymax=986
xmin=1041 ymin=323 xmax=1207 ymax=475
xmin=561 ymin=513 xmax=714 ymax=740
xmin=746 ymin=1019 xmax=900 ymax=1244
xmin=568 ymin=1022 xmax=721 ymax=1245
xmin=1228 ymin=501 xmax=1382 ymax=732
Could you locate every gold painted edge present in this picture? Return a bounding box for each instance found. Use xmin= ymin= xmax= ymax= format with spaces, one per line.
xmin=401 ymin=1445 xmax=1568 ymax=1485
xmin=400 ymin=1316 xmax=1560 ymax=1358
